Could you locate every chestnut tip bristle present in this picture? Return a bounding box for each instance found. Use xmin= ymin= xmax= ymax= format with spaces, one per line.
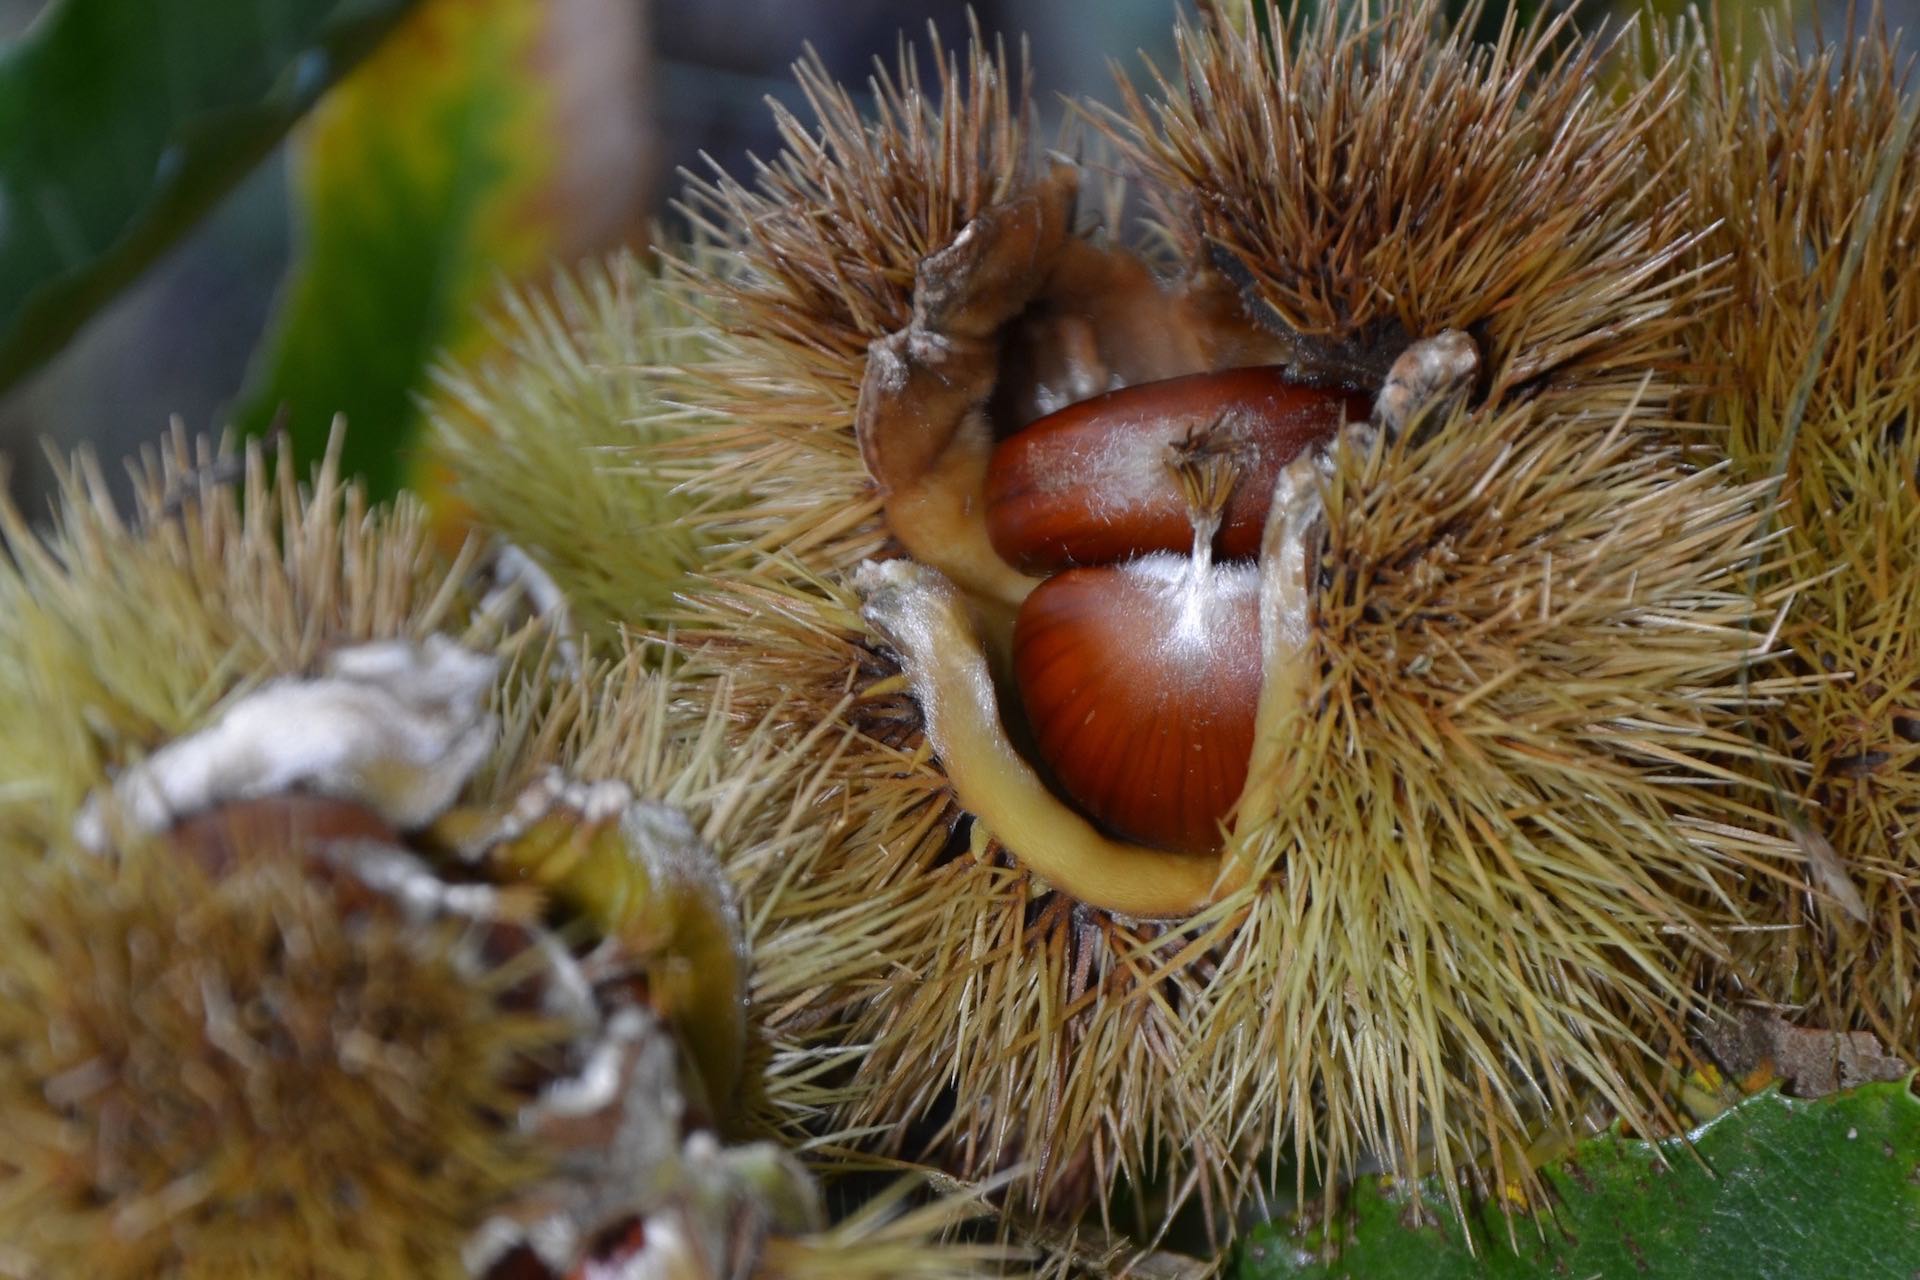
xmin=1165 ymin=414 xmax=1251 ymax=531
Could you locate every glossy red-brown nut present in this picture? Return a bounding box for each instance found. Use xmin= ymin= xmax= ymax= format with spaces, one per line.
xmin=985 ymin=367 xmax=1368 ymax=574
xmin=1012 ymin=556 xmax=1263 ymax=852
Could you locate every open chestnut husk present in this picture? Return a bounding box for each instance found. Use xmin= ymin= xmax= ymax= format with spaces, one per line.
xmin=851 ymin=154 xmax=1480 ymax=910
xmin=859 ymin=347 xmax=1477 ymax=909
xmin=988 ymin=339 xmax=1487 ymax=857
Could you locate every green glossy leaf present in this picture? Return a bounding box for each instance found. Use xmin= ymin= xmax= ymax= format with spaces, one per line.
xmin=235 ymin=0 xmax=557 ymax=499
xmin=0 ymin=0 xmax=417 ymax=390
xmin=1235 ymin=1081 xmax=1920 ymax=1280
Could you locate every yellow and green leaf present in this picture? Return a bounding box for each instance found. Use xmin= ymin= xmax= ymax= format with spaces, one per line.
xmin=237 ymin=0 xmax=573 ymax=498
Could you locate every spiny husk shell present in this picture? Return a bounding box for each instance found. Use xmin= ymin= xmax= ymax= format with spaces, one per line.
xmin=664 ymin=21 xmax=1033 ymax=579
xmin=431 ymin=255 xmax=719 ymax=637
xmin=1636 ymin=18 xmax=1920 ymax=1045
xmin=1102 ymin=4 xmax=1705 ymax=408
xmin=0 ymin=831 xmax=559 ymax=1279
xmin=0 ymin=428 xmax=993 ymax=1278
xmin=643 ymin=1 xmax=1796 ymax=1241
xmin=0 ymin=426 xmax=494 ymax=849
xmin=1219 ymin=398 xmax=1796 ymax=1197
xmin=0 ymin=430 xmax=540 ymax=1275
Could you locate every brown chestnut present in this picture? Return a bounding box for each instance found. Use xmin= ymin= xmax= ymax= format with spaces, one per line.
xmin=984 ymin=367 xmax=1369 ymax=573
xmin=1013 ymin=556 xmax=1261 ymax=851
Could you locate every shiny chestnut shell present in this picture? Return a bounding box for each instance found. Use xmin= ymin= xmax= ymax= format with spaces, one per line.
xmin=1011 ymin=556 xmax=1263 ymax=852
xmin=985 ymin=367 xmax=1368 ymax=573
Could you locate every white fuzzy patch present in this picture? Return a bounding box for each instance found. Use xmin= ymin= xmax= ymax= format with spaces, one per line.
xmin=76 ymin=636 xmax=498 ymax=848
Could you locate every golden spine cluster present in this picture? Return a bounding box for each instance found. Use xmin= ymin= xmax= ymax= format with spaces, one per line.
xmin=1636 ymin=18 xmax=1920 ymax=1047
xmin=0 ymin=432 xmax=995 ymax=1278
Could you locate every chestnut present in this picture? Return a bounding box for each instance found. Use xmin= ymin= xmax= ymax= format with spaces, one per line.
xmin=1012 ymin=556 xmax=1262 ymax=851
xmin=985 ymin=368 xmax=1370 ymax=572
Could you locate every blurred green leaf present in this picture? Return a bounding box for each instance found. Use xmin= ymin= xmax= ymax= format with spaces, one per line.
xmin=1234 ymin=1081 xmax=1920 ymax=1280
xmin=0 ymin=0 xmax=417 ymax=390
xmin=235 ymin=0 xmax=558 ymax=499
